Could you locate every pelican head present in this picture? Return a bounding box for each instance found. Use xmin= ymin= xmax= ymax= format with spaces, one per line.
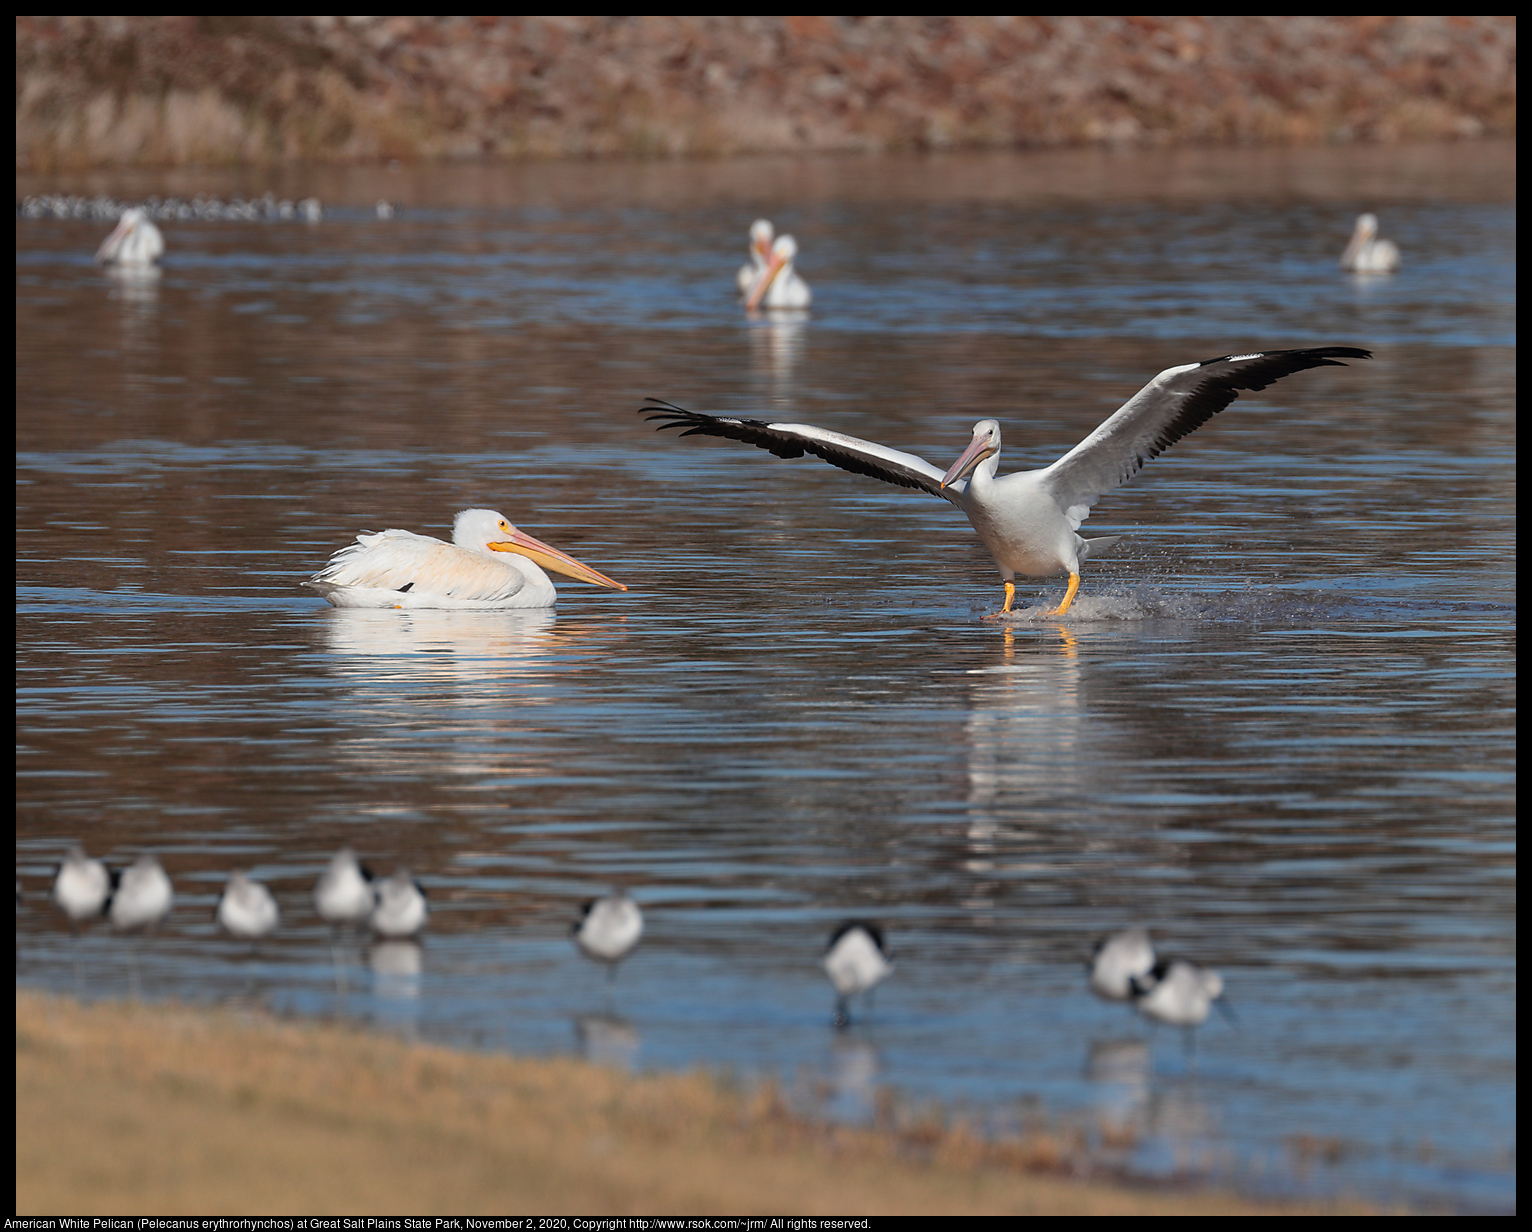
xmin=749 ymin=218 xmax=774 ymax=262
xmin=746 ymin=234 xmax=800 ymax=311
xmin=940 ymin=419 xmax=1002 ymax=490
xmin=455 ymin=508 xmax=626 ymax=590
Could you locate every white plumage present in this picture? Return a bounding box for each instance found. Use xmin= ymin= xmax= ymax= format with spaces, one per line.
xmin=746 ymin=234 xmax=812 ymax=310
xmin=314 ymin=848 xmax=376 ymax=925
xmin=737 ymin=218 xmax=775 ymax=295
xmin=646 ymin=347 xmax=1368 ymax=615
xmin=371 ymin=868 xmax=428 ymax=939
xmin=1340 ymin=213 xmax=1401 ymax=273
xmin=109 ymin=855 xmax=173 ymax=932
xmin=52 ymin=846 xmax=111 ymax=925
xmin=823 ymin=921 xmax=892 ymax=1026
xmin=306 ymin=508 xmax=626 ymax=610
xmin=1088 ymin=926 xmax=1156 ymax=1001
xmin=1131 ymin=959 xmax=1226 ymax=1029
xmin=95 ymin=208 xmax=164 ymax=267
xmin=573 ymin=892 xmax=645 ymax=969
xmin=216 ymin=871 xmax=280 ymax=940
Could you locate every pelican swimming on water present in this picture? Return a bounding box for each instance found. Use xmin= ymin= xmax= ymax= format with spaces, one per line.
xmin=736 ymin=219 xmax=775 ymax=296
xmin=95 ymin=208 xmax=164 ymax=267
xmin=644 ymin=347 xmax=1369 ymax=615
xmin=746 ymin=234 xmax=812 ymax=311
xmin=306 ymin=508 xmax=626 ymax=609
xmin=1340 ymin=213 xmax=1401 ymax=273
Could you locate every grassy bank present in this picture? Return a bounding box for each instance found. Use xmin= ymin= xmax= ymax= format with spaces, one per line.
xmin=15 ymin=990 xmax=1377 ymax=1214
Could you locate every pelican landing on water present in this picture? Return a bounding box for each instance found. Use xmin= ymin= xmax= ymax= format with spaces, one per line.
xmin=644 ymin=347 xmax=1370 ymax=616
xmin=306 ymin=509 xmax=626 ymax=609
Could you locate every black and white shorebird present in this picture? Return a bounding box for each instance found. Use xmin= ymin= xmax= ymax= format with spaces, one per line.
xmin=51 ymin=845 xmax=112 ymax=929
xmin=644 ymin=347 xmax=1370 ymax=616
xmin=216 ymin=871 xmax=281 ymax=942
xmin=370 ymin=868 xmax=428 ymax=939
xmin=108 ymin=855 xmax=173 ymax=933
xmin=822 ymin=921 xmax=893 ymax=1028
xmin=314 ymin=848 xmax=377 ymax=929
xmin=1088 ymin=926 xmax=1157 ymax=1002
xmin=572 ymin=891 xmax=644 ymax=979
xmin=1129 ymin=958 xmax=1233 ymax=1050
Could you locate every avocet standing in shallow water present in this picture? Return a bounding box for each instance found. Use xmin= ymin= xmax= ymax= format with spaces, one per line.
xmin=823 ymin=920 xmax=893 ymax=1028
xmin=645 ymin=347 xmax=1369 ymax=616
xmin=306 ymin=509 xmax=627 ymax=609
xmin=1088 ymin=926 xmax=1156 ymax=1002
xmin=52 ymin=846 xmax=112 ymax=928
xmin=109 ymin=855 xmax=173 ymax=932
xmin=314 ymin=848 xmax=376 ymax=928
xmin=1130 ymin=958 xmax=1233 ymax=1051
xmin=371 ymin=869 xmax=428 ymax=939
xmin=216 ymin=871 xmax=281 ymax=941
xmin=573 ymin=891 xmax=644 ymax=979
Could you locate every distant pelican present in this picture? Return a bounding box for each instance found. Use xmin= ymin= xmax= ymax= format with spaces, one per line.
xmin=746 ymin=234 xmax=812 ymax=311
xmin=645 ymin=347 xmax=1368 ymax=616
xmin=371 ymin=868 xmax=428 ymax=939
xmin=109 ymin=855 xmax=173 ymax=932
xmin=1088 ymin=927 xmax=1156 ymax=1002
xmin=736 ymin=218 xmax=774 ymax=295
xmin=52 ymin=846 xmax=111 ymax=927
xmin=573 ymin=892 xmax=644 ymax=978
xmin=306 ymin=508 xmax=626 ymax=609
xmin=314 ymin=848 xmax=376 ymax=926
xmin=216 ymin=871 xmax=280 ymax=941
xmin=95 ymin=208 xmax=164 ymax=267
xmin=1340 ymin=213 xmax=1401 ymax=273
xmin=823 ymin=920 xmax=892 ymax=1028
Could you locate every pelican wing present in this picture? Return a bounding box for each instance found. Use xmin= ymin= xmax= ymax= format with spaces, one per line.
xmin=1039 ymin=347 xmax=1370 ymax=527
xmin=642 ymin=399 xmax=965 ymax=506
xmin=307 ymin=530 xmax=529 ymax=602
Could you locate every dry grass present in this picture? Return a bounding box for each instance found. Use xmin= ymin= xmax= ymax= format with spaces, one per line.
xmin=15 ymin=991 xmax=1381 ymax=1214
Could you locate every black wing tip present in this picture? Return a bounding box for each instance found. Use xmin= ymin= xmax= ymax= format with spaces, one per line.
xmin=1201 ymin=345 xmax=1373 ymax=368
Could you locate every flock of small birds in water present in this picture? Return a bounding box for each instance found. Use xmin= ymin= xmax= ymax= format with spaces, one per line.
xmin=17 ymin=193 xmax=400 ymax=223
xmin=31 ymin=845 xmax=1229 ymax=1041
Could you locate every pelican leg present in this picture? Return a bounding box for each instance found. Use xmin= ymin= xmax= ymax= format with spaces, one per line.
xmin=1049 ymin=572 xmax=1080 ymax=617
xmin=983 ymin=581 xmax=1018 ymax=621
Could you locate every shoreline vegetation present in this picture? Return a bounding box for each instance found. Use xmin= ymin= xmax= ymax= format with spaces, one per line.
xmin=16 ymin=17 xmax=1515 ymax=172
xmin=16 ymin=990 xmax=1381 ymax=1214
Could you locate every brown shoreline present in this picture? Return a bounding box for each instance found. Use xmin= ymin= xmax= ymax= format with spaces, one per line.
xmin=17 ymin=17 xmax=1514 ymax=171
xmin=16 ymin=990 xmax=1381 ymax=1214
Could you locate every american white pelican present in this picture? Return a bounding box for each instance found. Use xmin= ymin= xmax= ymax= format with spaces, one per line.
xmin=95 ymin=208 xmax=164 ymax=267
xmin=1088 ymin=926 xmax=1156 ymax=1002
xmin=746 ymin=234 xmax=812 ymax=311
xmin=573 ymin=892 xmax=644 ymax=976
xmin=306 ymin=508 xmax=626 ymax=609
xmin=371 ymin=868 xmax=428 ymax=938
xmin=736 ymin=218 xmax=774 ymax=295
xmin=109 ymin=855 xmax=173 ymax=932
xmin=52 ymin=846 xmax=111 ymax=926
xmin=823 ymin=920 xmax=892 ymax=1027
xmin=1130 ymin=958 xmax=1232 ymax=1037
xmin=314 ymin=848 xmax=376 ymax=926
xmin=644 ymin=347 xmax=1370 ymax=616
xmin=216 ymin=871 xmax=280 ymax=940
xmin=1340 ymin=213 xmax=1400 ymax=273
